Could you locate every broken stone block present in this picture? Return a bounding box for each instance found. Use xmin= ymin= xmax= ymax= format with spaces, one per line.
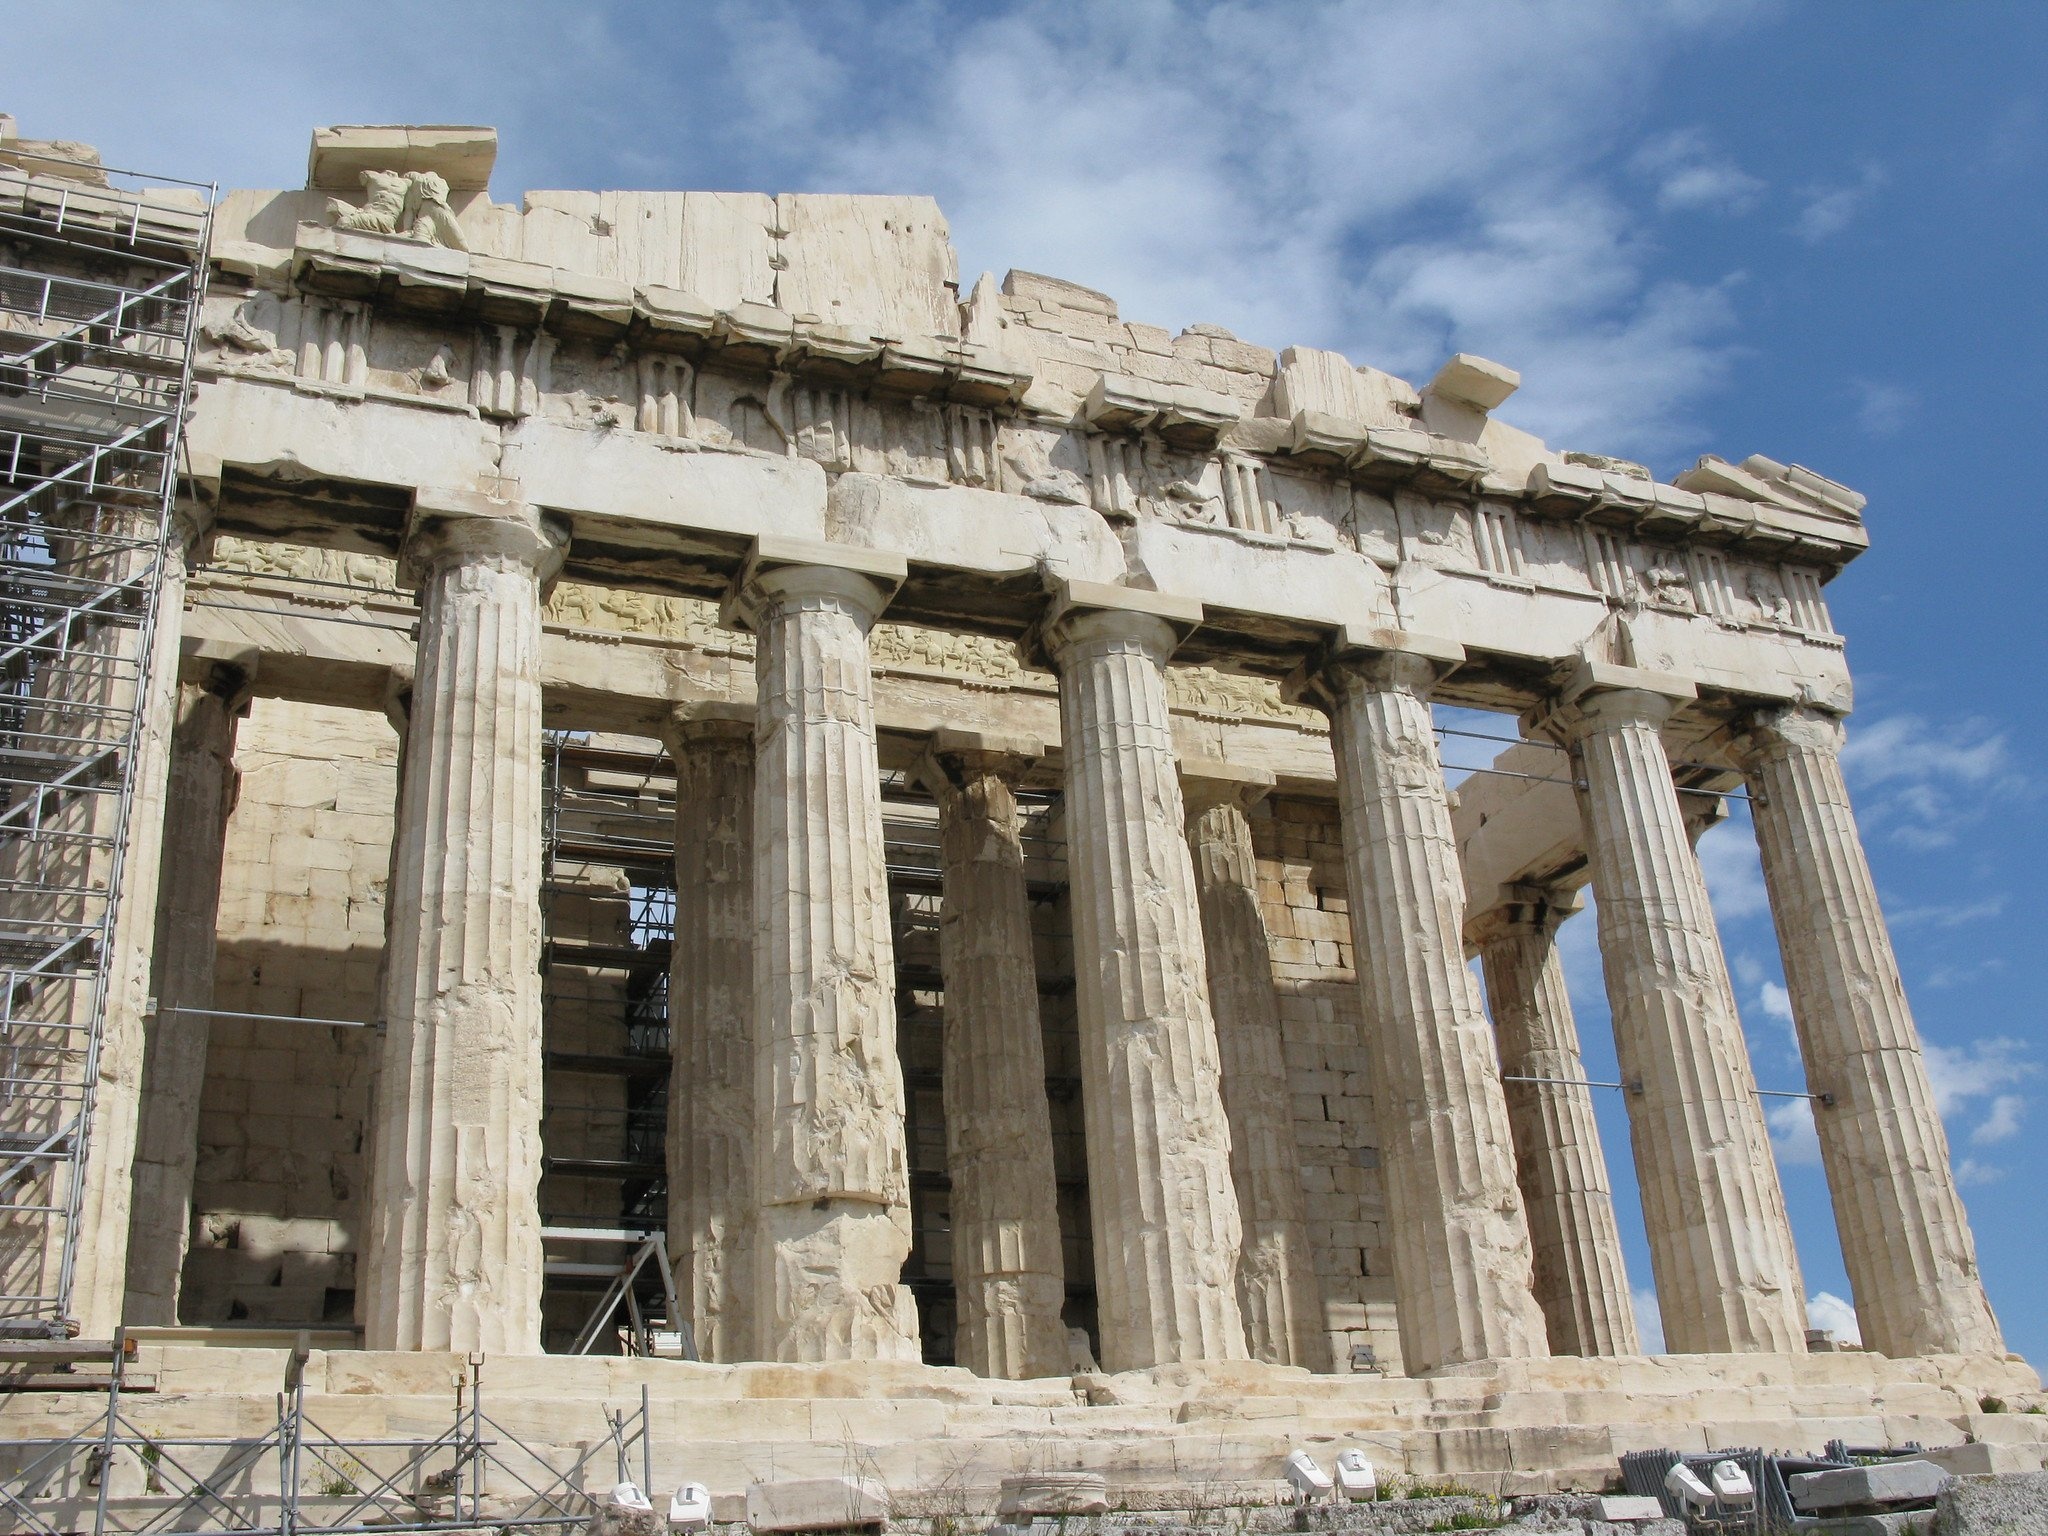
xmin=1920 ymin=1442 xmax=2047 ymax=1478
xmin=1790 ymin=1459 xmax=1948 ymax=1514
xmin=744 ymin=1476 xmax=890 ymax=1532
xmin=1596 ymin=1493 xmax=1669 ymax=1522
xmin=996 ymin=1473 xmax=1110 ymax=1517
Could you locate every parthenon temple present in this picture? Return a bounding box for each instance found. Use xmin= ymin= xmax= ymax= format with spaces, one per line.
xmin=0 ymin=121 xmax=2038 ymax=1502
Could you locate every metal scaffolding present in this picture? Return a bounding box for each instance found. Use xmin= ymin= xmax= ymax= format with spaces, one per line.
xmin=0 ymin=146 xmax=212 ymax=1335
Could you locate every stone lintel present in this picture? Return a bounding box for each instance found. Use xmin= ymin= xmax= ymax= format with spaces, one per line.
xmin=1179 ymin=757 xmax=1276 ymax=816
xmin=720 ymin=536 xmax=907 ymax=633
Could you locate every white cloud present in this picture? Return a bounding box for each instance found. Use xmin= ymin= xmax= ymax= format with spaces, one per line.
xmin=1923 ymin=1037 xmax=2037 ymax=1117
xmin=1955 ymin=1157 xmax=2005 ymax=1189
xmin=1888 ymin=895 xmax=2006 ymax=931
xmin=1767 ymin=1096 xmax=1822 ymax=1165
xmin=1794 ymin=162 xmax=1888 ymax=243
xmin=1632 ymin=1285 xmax=1666 ymax=1354
xmin=1632 ymin=129 xmax=1766 ymax=213
xmin=1973 ymin=1093 xmax=2026 ymax=1146
xmin=1805 ymin=1291 xmax=1862 ymax=1346
xmin=1695 ymin=813 xmax=1770 ymax=923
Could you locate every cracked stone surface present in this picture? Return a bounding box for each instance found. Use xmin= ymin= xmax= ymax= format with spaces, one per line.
xmin=1468 ymin=887 xmax=1639 ymax=1359
xmin=1538 ymin=675 xmax=1806 ymax=1355
xmin=1312 ymin=645 xmax=1548 ymax=1373
xmin=1733 ymin=704 xmax=2002 ymax=1358
xmin=742 ymin=562 xmax=919 ymax=1362
xmin=1184 ymin=775 xmax=1331 ymax=1371
xmin=664 ymin=707 xmax=758 ymax=1363
xmin=362 ymin=508 xmax=562 ymax=1353
xmin=922 ymin=741 xmax=1069 ymax=1379
xmin=1045 ymin=598 xmax=1249 ymax=1371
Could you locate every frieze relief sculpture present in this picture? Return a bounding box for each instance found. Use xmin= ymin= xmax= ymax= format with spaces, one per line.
xmin=326 ymin=168 xmax=469 ymax=251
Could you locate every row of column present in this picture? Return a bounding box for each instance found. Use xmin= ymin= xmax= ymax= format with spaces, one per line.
xmin=107 ymin=511 xmax=2000 ymax=1373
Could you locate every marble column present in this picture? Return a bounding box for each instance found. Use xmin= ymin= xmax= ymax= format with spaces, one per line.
xmin=1531 ymin=663 xmax=1806 ymax=1355
xmin=1038 ymin=582 xmax=1249 ymax=1371
xmin=1296 ymin=630 xmax=1547 ymax=1373
xmin=727 ymin=539 xmax=920 ymax=1362
xmin=61 ymin=503 xmax=208 ymax=1336
xmin=1182 ymin=765 xmax=1330 ymax=1371
xmin=1732 ymin=703 xmax=2002 ymax=1357
xmin=915 ymin=730 xmax=1068 ymax=1380
xmin=123 ymin=649 xmax=255 ymax=1324
xmin=1467 ymin=885 xmax=1639 ymax=1358
xmin=662 ymin=703 xmax=758 ymax=1364
xmin=362 ymin=497 xmax=564 ymax=1354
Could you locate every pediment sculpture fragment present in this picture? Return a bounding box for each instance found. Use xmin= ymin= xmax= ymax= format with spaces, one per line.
xmin=326 ymin=168 xmax=469 ymax=251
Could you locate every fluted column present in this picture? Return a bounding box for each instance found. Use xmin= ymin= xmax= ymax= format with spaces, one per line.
xmin=727 ymin=540 xmax=920 ymax=1362
xmin=123 ymin=650 xmax=255 ymax=1324
xmin=1531 ymin=663 xmax=1806 ymax=1355
xmin=1183 ymin=765 xmax=1330 ymax=1371
xmin=1731 ymin=704 xmax=2001 ymax=1357
xmin=1038 ymin=582 xmax=1249 ymax=1371
xmin=663 ymin=703 xmax=758 ymax=1363
xmin=1296 ymin=630 xmax=1547 ymax=1373
xmin=915 ymin=731 xmax=1067 ymax=1379
xmin=1467 ymin=886 xmax=1639 ymax=1357
xmin=362 ymin=497 xmax=564 ymax=1354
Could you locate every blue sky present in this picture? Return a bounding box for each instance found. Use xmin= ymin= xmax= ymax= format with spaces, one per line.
xmin=11 ymin=0 xmax=2042 ymax=1363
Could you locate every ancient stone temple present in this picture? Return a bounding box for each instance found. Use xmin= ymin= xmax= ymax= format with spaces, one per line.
xmin=1 ymin=121 xmax=2039 ymax=1505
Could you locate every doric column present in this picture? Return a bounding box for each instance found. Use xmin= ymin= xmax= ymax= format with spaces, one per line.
xmin=725 ymin=538 xmax=920 ymax=1362
xmin=1293 ymin=628 xmax=1547 ymax=1373
xmin=1467 ymin=885 xmax=1639 ymax=1358
xmin=1530 ymin=662 xmax=1806 ymax=1355
xmin=914 ymin=730 xmax=1067 ymax=1380
xmin=1730 ymin=703 xmax=2001 ymax=1357
xmin=1037 ymin=581 xmax=1249 ymax=1371
xmin=61 ymin=503 xmax=209 ymax=1336
xmin=662 ymin=702 xmax=758 ymax=1363
xmin=1182 ymin=764 xmax=1330 ymax=1371
xmin=362 ymin=495 xmax=564 ymax=1354
xmin=123 ymin=648 xmax=256 ymax=1324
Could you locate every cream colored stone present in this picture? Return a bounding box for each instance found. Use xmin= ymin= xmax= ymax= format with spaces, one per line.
xmin=1040 ymin=584 xmax=1251 ymax=1371
xmin=916 ymin=734 xmax=1068 ymax=1381
xmin=1301 ymin=637 xmax=1548 ymax=1374
xmin=1730 ymin=704 xmax=2001 ymax=1358
xmin=1182 ymin=766 xmax=1330 ymax=1372
xmin=1467 ymin=887 xmax=1638 ymax=1359
xmin=1530 ymin=668 xmax=1806 ymax=1356
xmin=663 ymin=705 xmax=758 ymax=1364
xmin=361 ymin=501 xmax=565 ymax=1353
xmin=730 ymin=548 xmax=920 ymax=1363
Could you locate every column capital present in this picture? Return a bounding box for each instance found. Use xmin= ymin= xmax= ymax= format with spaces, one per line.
xmin=1464 ymin=881 xmax=1584 ymax=949
xmin=1180 ymin=758 xmax=1275 ymax=819
xmin=1283 ymin=624 xmax=1465 ymax=710
xmin=1523 ymin=660 xmax=1697 ymax=746
xmin=661 ymin=699 xmax=754 ymax=754
xmin=170 ymin=497 xmax=218 ymax=561
xmin=1727 ymin=700 xmax=1848 ymax=766
xmin=1028 ymin=579 xmax=1203 ymax=670
xmin=721 ymin=536 xmax=906 ymax=634
xmin=912 ymin=727 xmax=1044 ymax=796
xmin=400 ymin=492 xmax=567 ymax=588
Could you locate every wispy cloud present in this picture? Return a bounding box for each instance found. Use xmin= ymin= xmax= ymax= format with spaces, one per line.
xmin=1850 ymin=379 xmax=1914 ymax=436
xmin=1768 ymin=1097 xmax=1822 ymax=1165
xmin=1840 ymin=713 xmax=2024 ymax=848
xmin=1794 ymin=162 xmax=1888 ymax=243
xmin=1889 ymin=895 xmax=2006 ymax=931
xmin=1973 ymin=1092 xmax=2027 ymax=1146
xmin=1632 ymin=129 xmax=1766 ymax=214
xmin=1923 ymin=1037 xmax=2038 ymax=1179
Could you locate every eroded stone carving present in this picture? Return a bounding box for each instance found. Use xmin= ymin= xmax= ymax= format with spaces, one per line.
xmin=327 ymin=168 xmax=469 ymax=250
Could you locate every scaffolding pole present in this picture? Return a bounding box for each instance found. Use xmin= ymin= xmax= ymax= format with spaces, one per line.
xmin=0 ymin=146 xmax=212 ymax=1336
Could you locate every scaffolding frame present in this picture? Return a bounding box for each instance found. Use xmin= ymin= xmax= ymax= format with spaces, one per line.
xmin=0 ymin=147 xmax=213 ymax=1335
